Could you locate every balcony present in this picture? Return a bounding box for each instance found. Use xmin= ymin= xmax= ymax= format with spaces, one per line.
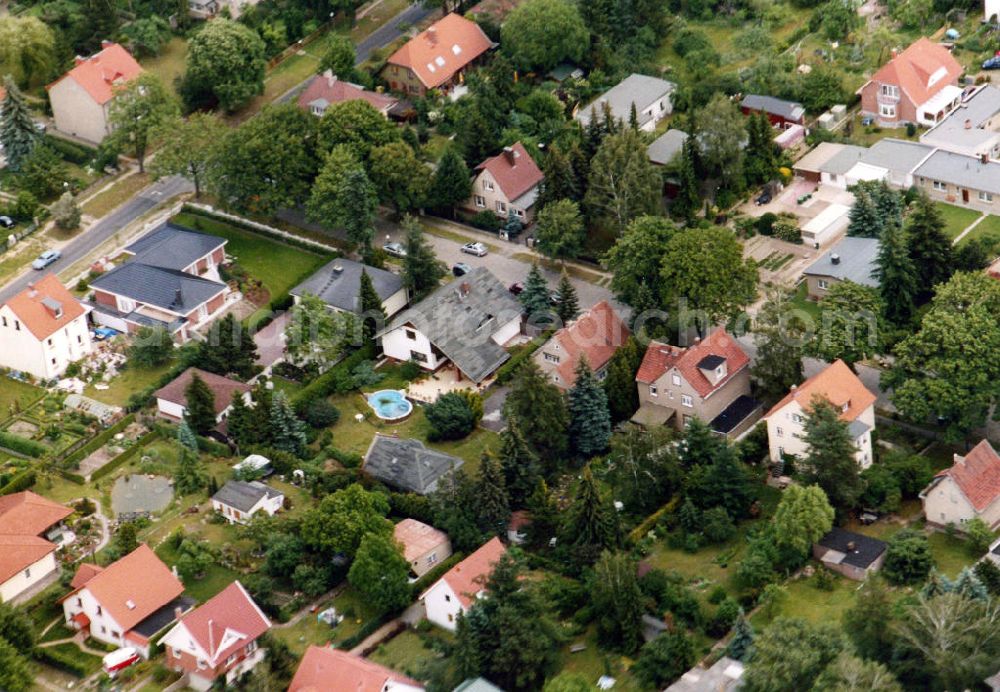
xmin=876 ymin=91 xmax=900 ymax=105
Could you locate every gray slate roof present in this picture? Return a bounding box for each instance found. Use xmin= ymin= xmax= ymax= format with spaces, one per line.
xmin=647 ymin=129 xmax=689 ymax=165
xmin=126 ymin=223 xmax=226 ymax=272
xmin=861 ymin=138 xmax=935 ymax=176
xmin=921 ymin=85 xmax=1000 ymax=151
xmin=819 ymin=145 xmax=869 ymax=175
xmin=803 ymin=236 xmax=880 ymax=288
xmin=379 ymin=267 xmax=522 ymax=383
xmin=363 ymin=435 xmax=463 ymax=495
xmin=290 ymin=258 xmax=404 ymax=314
xmin=740 ymin=94 xmax=805 ymax=121
xmin=914 ymin=148 xmax=1000 ymax=195
xmin=576 ymin=73 xmax=675 ymax=128
xmin=212 ymin=480 xmax=283 ymax=513
xmin=90 ymin=262 xmax=227 ymax=314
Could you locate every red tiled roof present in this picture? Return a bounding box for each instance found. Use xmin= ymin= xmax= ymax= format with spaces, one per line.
xmin=475 ymin=142 xmax=544 ymax=203
xmin=296 ymin=72 xmax=397 ymax=113
xmin=154 ymin=367 xmax=250 ymax=416
xmin=386 ymin=13 xmax=492 ymax=89
xmin=936 ymin=440 xmax=1000 ymax=512
xmin=394 ymin=519 xmax=449 ymax=564
xmin=70 ymin=563 xmax=104 ymax=589
xmin=764 ymin=359 xmax=876 ymax=422
xmin=508 ymin=509 xmax=531 ymax=532
xmin=425 ymin=536 xmax=506 ymax=608
xmin=635 ymin=329 xmax=750 ymax=398
xmin=71 ymin=544 xmax=183 ymax=632
xmin=0 ymin=535 xmax=57 ymax=584
xmin=47 ymin=43 xmax=142 ymax=105
xmin=289 ymin=646 xmax=423 ymax=692
xmin=3 ymin=275 xmax=88 ymax=341
xmin=868 ymin=37 xmax=963 ymax=108
xmin=0 ymin=490 xmax=72 ymax=536
xmin=546 ymin=300 xmax=630 ymax=388
xmin=175 ymin=581 xmax=270 ymax=666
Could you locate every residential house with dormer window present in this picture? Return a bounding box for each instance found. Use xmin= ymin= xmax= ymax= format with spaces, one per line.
xmin=464 ymin=142 xmax=545 ymax=225
xmin=533 ymin=300 xmax=630 ymax=390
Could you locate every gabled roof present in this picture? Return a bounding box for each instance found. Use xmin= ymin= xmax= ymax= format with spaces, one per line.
xmin=379 ymin=267 xmax=522 ymax=383
xmin=125 ymin=224 xmax=226 ymax=272
xmin=0 ymin=490 xmax=73 ymax=536
xmin=90 ymin=263 xmax=227 ymax=315
xmin=543 ymin=301 xmax=630 ymax=388
xmin=422 ymin=536 xmax=506 ymax=608
xmin=290 ymin=258 xmax=405 ymax=314
xmin=3 ymin=274 xmax=88 ymax=341
xmin=802 ymin=236 xmax=880 ymax=287
xmin=386 ymin=13 xmax=492 ymax=89
xmin=167 ymin=581 xmax=270 ymax=667
xmin=576 ymin=73 xmax=675 ymax=128
xmin=0 ymin=535 xmax=58 ymax=585
xmin=289 ymin=645 xmax=423 ymax=692
xmin=363 ymin=434 xmax=463 ymax=495
xmin=764 ymin=359 xmax=877 ymax=422
xmin=47 ymin=42 xmax=142 ymax=105
xmin=740 ymin=94 xmax=805 ymax=121
xmin=474 ymin=142 xmax=544 ymax=203
xmin=647 ymin=129 xmax=689 ymax=165
xmin=635 ymin=329 xmax=750 ymax=398
xmin=394 ymin=518 xmax=449 ymax=563
xmin=297 ymin=71 xmax=397 ymax=113
xmin=211 ymin=481 xmax=283 ymax=513
xmin=914 ymin=148 xmax=1000 ymax=195
xmin=154 ymin=367 xmax=250 ymax=416
xmin=71 ymin=563 xmax=104 ymax=589
xmin=867 ymin=37 xmax=963 ymax=108
xmin=933 ymin=439 xmax=1000 ymax=512
xmin=815 ymin=527 xmax=887 ymax=569
xmin=68 ymin=544 xmax=184 ymax=632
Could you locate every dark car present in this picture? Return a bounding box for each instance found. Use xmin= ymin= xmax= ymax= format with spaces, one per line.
xmin=508 ymin=282 xmax=524 ymax=295
xmin=548 ymin=289 xmax=561 ymax=305
xmin=755 ymin=190 xmax=772 ymax=206
xmin=983 ymin=55 xmax=1000 ymax=70
xmin=452 ymin=262 xmax=471 ymax=277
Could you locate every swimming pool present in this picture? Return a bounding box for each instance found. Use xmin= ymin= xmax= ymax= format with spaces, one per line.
xmin=368 ymin=389 xmax=413 ymax=421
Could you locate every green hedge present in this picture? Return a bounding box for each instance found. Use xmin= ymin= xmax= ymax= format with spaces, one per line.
xmin=44 ymin=135 xmax=96 ymax=165
xmin=410 ymin=551 xmax=465 ymax=599
xmin=336 ymin=612 xmax=394 ymax=651
xmin=60 ymin=470 xmax=85 ymax=485
xmin=33 ymin=646 xmax=90 ymax=677
xmin=293 ymin=342 xmax=376 ymax=405
xmin=59 ymin=414 xmax=136 ymax=469
xmin=0 ymin=469 xmax=36 ymax=495
xmin=495 ymin=333 xmax=551 ymax=385
xmin=90 ymin=430 xmax=161 ymax=482
xmin=0 ymin=430 xmax=48 ymax=458
xmin=176 ymin=205 xmax=339 ymax=256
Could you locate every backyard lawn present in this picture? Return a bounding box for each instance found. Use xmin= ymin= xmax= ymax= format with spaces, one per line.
xmin=927 ymin=531 xmax=977 ymax=578
xmin=84 ymin=355 xmax=177 ymax=407
xmin=789 ymin=282 xmax=822 ymax=322
xmin=155 ymin=539 xmax=240 ymax=603
xmin=270 ymin=586 xmax=381 ymax=656
xmin=934 ymin=202 xmax=981 ymax=240
xmin=142 ymin=37 xmax=188 ymax=96
xmin=368 ymin=630 xmax=447 ymax=680
xmin=752 ymin=573 xmax=861 ymax=628
xmin=556 ymin=625 xmax=640 ymax=691
xmin=0 ymin=377 xmax=46 ymax=422
xmin=957 ymin=212 xmax=1000 ymax=248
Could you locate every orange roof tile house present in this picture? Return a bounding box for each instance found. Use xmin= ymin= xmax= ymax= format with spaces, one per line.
xmin=0 ymin=491 xmax=72 ymax=604
xmin=297 ymin=71 xmax=399 ymax=118
xmin=0 ymin=274 xmax=93 ymax=381
xmin=632 ymin=329 xmax=760 ymax=439
xmin=763 ymin=359 xmax=877 ymax=468
xmin=47 ymin=41 xmax=143 ymax=144
xmin=859 ymin=37 xmax=964 ymax=129
xmin=534 ymin=300 xmax=630 ymax=390
xmin=921 ymin=440 xmax=1000 ymax=531
xmin=419 ymin=536 xmax=505 ymax=631
xmin=380 ymin=13 xmax=493 ymax=97
xmin=160 ymin=581 xmax=271 ymax=690
xmin=289 ymin=645 xmax=424 ymax=692
xmin=395 ymin=518 xmax=452 ymax=577
xmin=464 ymin=142 xmax=545 ymax=225
xmin=62 ymin=544 xmax=193 ymax=657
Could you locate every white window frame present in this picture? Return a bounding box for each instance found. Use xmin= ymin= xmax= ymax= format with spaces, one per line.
xmin=649 ymin=384 xmax=658 ymax=397
xmin=879 ymin=104 xmax=896 ymax=118
xmin=980 ymin=191 xmax=994 ymax=202
xmin=474 ymin=195 xmax=486 ymax=208
xmin=483 ymin=179 xmax=494 ymax=192
xmin=933 ymin=180 xmax=946 ymax=191
xmin=496 ymin=201 xmax=507 ymax=214
xmin=817 ymin=279 xmax=829 ymax=290
xmin=671 ymin=374 xmax=681 ymax=386
xmin=681 ymin=394 xmax=693 ymax=408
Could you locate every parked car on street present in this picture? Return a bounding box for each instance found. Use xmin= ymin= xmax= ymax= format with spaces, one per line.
xmin=461 ymin=242 xmax=488 ymax=257
xmin=382 ymin=242 xmax=406 ymax=258
xmin=31 ymin=249 xmax=61 ymax=270
xmin=452 ymin=262 xmax=471 ymax=276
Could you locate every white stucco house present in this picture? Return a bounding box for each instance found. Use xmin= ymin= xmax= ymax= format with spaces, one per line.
xmin=764 ymin=359 xmax=877 ymax=469
xmin=420 ymin=537 xmax=505 ymax=631
xmin=921 ymin=439 xmax=1000 ymax=531
xmin=0 ymin=492 xmax=72 ymax=604
xmin=576 ymin=73 xmax=675 ymax=132
xmin=211 ymin=481 xmax=284 ymax=525
xmin=0 ymin=275 xmax=93 ymax=381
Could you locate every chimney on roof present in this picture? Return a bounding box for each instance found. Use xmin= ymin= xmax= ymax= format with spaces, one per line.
xmin=503 ymin=146 xmax=516 ymax=165
xmin=174 ymin=606 xmax=184 ymax=621
xmin=74 ymin=55 xmax=87 ymax=66
xmin=332 ymin=264 xmax=344 ymax=275
xmin=174 ymin=288 xmax=183 ymax=306
xmin=831 ymin=253 xmax=841 ymax=265
xmin=982 ymin=153 xmax=990 ymax=164
xmin=847 ymin=541 xmax=856 ymax=552
xmin=426 ymin=26 xmax=438 ymax=45
xmin=459 ymin=282 xmax=471 ymax=298
xmin=891 ymin=48 xmax=898 ymax=59
xmin=101 ymin=40 xmax=112 ymax=48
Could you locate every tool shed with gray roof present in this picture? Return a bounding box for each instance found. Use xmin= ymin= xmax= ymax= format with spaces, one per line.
xmin=363 ymin=434 xmax=464 ymax=495
xmin=813 ymin=527 xmax=887 ymax=580
xmin=576 ymin=74 xmax=675 ymax=131
xmin=740 ymin=94 xmax=805 ymax=125
xmin=211 ymin=481 xmax=284 ymax=524
xmin=290 ymin=258 xmax=407 ymax=317
xmin=802 ymin=236 xmax=880 ymax=300
xmin=378 ymin=267 xmax=522 ymax=384
xmin=647 ymin=129 xmax=689 ymax=166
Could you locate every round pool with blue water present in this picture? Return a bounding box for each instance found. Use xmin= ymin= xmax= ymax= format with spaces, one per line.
xmin=368 ymin=389 xmax=414 ymax=421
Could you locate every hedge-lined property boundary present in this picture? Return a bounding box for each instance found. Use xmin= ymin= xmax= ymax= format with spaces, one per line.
xmin=177 ymin=204 xmax=340 ymax=255
xmin=59 ymin=414 xmax=136 ymax=469
xmin=32 ymin=646 xmax=91 ymax=677
xmin=0 ymin=430 xmax=48 ymax=458
xmin=0 ymin=469 xmax=36 ymax=495
xmin=292 ymin=343 xmax=377 ymax=405
xmin=90 ymin=430 xmax=161 ymax=482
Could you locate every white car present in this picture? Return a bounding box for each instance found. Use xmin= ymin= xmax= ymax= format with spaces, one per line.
xmin=461 ymin=242 xmax=488 ymax=257
xmin=382 ymin=242 xmax=407 ymax=258
xmin=32 ymin=249 xmax=61 ymax=270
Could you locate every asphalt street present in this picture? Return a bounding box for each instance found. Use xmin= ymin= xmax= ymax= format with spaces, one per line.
xmin=0 ymin=175 xmax=192 ymax=304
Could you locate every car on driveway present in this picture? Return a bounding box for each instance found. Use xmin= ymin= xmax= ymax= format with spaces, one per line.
xmin=461 ymin=242 xmax=488 ymax=257
xmin=984 ymin=55 xmax=1000 ymax=70
xmin=382 ymin=242 xmax=406 ymax=258
xmin=755 ymin=190 xmax=772 ymax=206
xmin=32 ymin=249 xmax=61 ymax=270
xmin=0 ymin=216 xmax=14 ymax=229
xmin=452 ymin=262 xmax=471 ymax=277
xmin=508 ymin=282 xmax=523 ymax=295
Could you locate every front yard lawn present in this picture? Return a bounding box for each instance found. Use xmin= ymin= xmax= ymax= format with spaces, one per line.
xmin=957 ymin=212 xmax=1000 ymax=248
xmin=789 ymin=281 xmax=822 ymax=322
xmin=934 ymin=202 xmax=981 ymax=240
xmin=81 ymin=173 xmax=150 ymax=218
xmin=927 ymin=531 xmax=978 ymax=578
xmin=142 ymin=37 xmax=188 ymax=97
xmin=39 ymin=643 xmax=104 ymax=676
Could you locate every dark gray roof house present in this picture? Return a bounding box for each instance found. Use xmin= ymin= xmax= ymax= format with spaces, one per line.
xmin=647 ymin=129 xmax=689 ymax=166
xmin=740 ymin=94 xmax=806 ymax=123
xmin=125 ymin=224 xmax=226 ymax=272
xmin=802 ymin=236 xmax=880 ymax=289
xmin=290 ymin=258 xmax=406 ymax=315
xmin=211 ymin=480 xmax=283 ymax=513
xmin=813 ymin=527 xmax=887 ymax=580
xmin=576 ymin=73 xmax=675 ymax=130
xmin=363 ymin=434 xmax=464 ymax=495
xmin=90 ymin=263 xmax=227 ymax=315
